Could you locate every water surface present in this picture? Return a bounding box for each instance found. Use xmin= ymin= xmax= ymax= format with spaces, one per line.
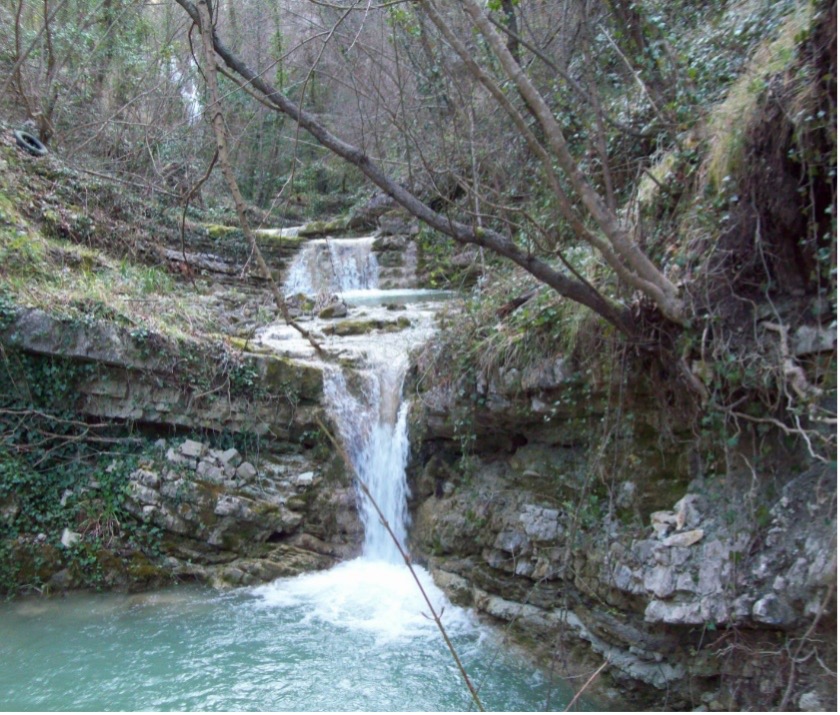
xmin=0 ymin=561 xmax=572 ymax=711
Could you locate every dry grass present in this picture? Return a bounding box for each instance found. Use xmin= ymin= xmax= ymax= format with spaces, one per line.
xmin=0 ymin=214 xmax=222 ymax=343
xmin=703 ymin=1 xmax=814 ymax=191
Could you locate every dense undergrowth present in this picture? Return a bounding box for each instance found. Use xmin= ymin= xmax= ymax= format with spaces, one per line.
xmin=421 ymin=0 xmax=836 ymax=472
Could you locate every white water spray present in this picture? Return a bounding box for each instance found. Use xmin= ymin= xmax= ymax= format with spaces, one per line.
xmin=257 ymin=232 xmax=468 ymax=641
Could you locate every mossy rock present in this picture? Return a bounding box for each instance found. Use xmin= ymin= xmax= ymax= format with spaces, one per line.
xmin=322 ymin=316 xmax=411 ymax=336
xmin=260 ymin=354 xmax=323 ymax=402
xmin=297 ymin=218 xmax=348 ymax=237
xmin=126 ymin=552 xmax=165 ymax=580
xmin=254 ymin=228 xmax=307 ymax=245
xmin=7 ymin=541 xmax=61 ymax=589
xmin=376 ymin=251 xmax=405 ymax=268
xmin=318 ymin=301 xmax=348 ymax=319
xmin=204 ymin=224 xmax=241 ymax=239
xmin=227 ymin=336 xmax=272 ymax=354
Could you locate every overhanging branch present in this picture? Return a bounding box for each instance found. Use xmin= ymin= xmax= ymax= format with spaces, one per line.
xmin=174 ymin=0 xmax=634 ymax=335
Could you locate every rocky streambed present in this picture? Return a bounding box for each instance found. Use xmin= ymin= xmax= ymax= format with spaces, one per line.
xmin=1 ymin=218 xmax=835 ymax=711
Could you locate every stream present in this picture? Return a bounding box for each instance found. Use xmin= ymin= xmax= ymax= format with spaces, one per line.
xmin=0 ymin=233 xmax=579 ymax=711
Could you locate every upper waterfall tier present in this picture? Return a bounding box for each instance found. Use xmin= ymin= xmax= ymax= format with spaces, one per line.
xmin=284 ymin=237 xmax=379 ymax=295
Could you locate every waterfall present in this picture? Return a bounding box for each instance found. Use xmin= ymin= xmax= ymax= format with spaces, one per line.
xmin=323 ymin=353 xmax=411 ymax=563
xmin=283 ymin=232 xmax=411 ymax=562
xmin=284 ymin=237 xmax=379 ymax=295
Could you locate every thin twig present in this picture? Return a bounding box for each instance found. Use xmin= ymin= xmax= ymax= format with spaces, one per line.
xmin=564 ymin=660 xmax=608 ymax=712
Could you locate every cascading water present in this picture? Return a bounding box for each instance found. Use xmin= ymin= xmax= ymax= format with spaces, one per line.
xmin=323 ymin=357 xmax=411 ymax=562
xmin=283 ymin=232 xmax=415 ymax=561
xmin=0 ymin=230 xmax=573 ymax=712
xmin=255 ymin=230 xmax=480 ymax=653
xmin=284 ymin=237 xmax=379 ymax=295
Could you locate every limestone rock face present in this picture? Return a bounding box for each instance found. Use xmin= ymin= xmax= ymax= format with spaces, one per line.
xmin=122 ymin=440 xmax=363 ymax=586
xmin=347 ymin=191 xmax=396 ymax=230
xmin=0 ymin=308 xmax=325 ymax=441
xmin=406 ymin=346 xmax=836 ymax=711
xmin=377 ymin=209 xmax=419 ymax=237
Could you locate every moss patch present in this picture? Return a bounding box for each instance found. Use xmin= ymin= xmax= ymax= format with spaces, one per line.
xmin=322 ymin=316 xmax=411 ymax=336
xmin=297 ymin=218 xmax=348 ymax=237
xmin=261 ymin=354 xmax=323 ymax=402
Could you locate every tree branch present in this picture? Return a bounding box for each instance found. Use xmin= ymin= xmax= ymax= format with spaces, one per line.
xmin=174 ymin=0 xmax=636 ymax=335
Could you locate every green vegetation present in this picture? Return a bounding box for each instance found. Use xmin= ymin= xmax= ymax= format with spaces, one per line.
xmin=0 ymin=349 xmax=165 ymax=595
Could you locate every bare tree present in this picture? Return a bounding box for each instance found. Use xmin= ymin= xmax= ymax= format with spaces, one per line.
xmin=174 ymin=0 xmax=690 ymax=334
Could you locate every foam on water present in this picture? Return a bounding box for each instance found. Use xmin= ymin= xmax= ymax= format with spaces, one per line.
xmin=252 ymin=558 xmax=475 ymax=644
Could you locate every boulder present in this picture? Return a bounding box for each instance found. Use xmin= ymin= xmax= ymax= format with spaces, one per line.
xmin=318 ymin=299 xmax=348 ymax=319
xmin=179 ymin=440 xmax=207 ymax=459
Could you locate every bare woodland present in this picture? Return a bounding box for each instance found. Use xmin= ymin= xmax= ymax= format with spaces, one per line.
xmin=1 ymin=0 xmax=835 ymax=455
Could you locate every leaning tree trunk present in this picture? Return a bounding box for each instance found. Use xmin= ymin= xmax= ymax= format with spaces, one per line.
xmin=195 ymin=0 xmax=324 ymax=355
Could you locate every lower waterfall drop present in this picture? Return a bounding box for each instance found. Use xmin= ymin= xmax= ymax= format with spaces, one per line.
xmin=323 ymin=352 xmax=412 ymax=563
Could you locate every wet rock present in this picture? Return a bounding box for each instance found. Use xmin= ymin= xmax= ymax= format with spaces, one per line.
xmin=322 ymin=317 xmax=411 ymax=336
xmin=297 ymin=218 xmax=348 ymax=237
xmin=432 ymin=569 xmax=474 ymax=606
xmin=318 ymin=299 xmax=348 ymax=319
xmin=48 ymin=568 xmax=72 ymax=590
